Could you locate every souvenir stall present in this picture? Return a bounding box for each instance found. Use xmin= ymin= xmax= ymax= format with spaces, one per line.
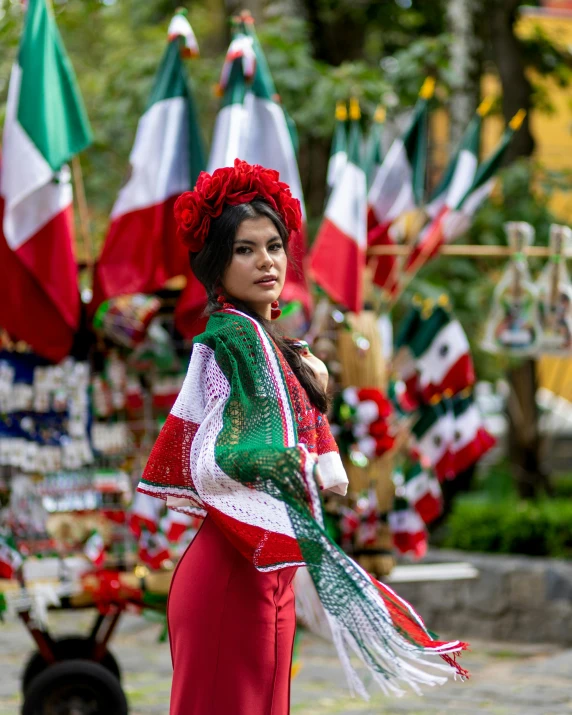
xmin=0 ymin=290 xmax=200 ymax=710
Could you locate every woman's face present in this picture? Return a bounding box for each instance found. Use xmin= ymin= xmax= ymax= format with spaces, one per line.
xmin=221 ymin=216 xmax=287 ymax=319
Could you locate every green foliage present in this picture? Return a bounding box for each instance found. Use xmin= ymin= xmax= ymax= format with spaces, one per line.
xmin=442 ymin=497 xmax=572 ymax=557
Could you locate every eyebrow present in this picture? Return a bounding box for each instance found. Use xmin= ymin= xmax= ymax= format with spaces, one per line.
xmin=234 ymin=236 xmax=282 ymax=246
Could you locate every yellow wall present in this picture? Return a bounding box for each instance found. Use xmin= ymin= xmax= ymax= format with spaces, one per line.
xmin=434 ymin=12 xmax=572 ymax=221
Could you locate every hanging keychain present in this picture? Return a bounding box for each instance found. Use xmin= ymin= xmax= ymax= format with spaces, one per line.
xmin=483 ymin=222 xmax=542 ymax=355
xmin=537 ymin=224 xmax=572 ymax=353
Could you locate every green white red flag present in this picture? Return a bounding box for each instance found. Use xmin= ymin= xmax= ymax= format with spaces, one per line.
xmin=450 ymin=394 xmax=495 ymax=475
xmin=411 ymin=401 xmax=456 ymax=481
xmin=389 ymin=496 xmax=427 ymax=559
xmin=426 ymin=98 xmax=492 ymax=219
xmin=403 ymin=110 xmax=526 ymax=277
xmin=93 ymin=12 xmax=205 ymax=312
xmin=363 ymin=105 xmax=385 ymax=190
xmin=367 ymin=80 xmax=434 ymax=295
xmin=0 ymin=532 xmax=23 ymax=579
xmin=367 ymin=79 xmax=433 ymax=231
xmin=309 ymin=99 xmax=367 ymax=312
xmin=406 ymin=302 xmax=475 ymax=403
xmin=0 ymin=0 xmax=92 ymax=362
xmin=402 ymin=461 xmax=443 ymax=525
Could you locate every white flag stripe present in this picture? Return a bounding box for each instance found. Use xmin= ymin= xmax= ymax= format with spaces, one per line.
xmin=445 ymin=149 xmax=479 ymax=210
xmin=325 ymin=161 xmax=367 ymax=248
xmin=452 ymin=404 xmax=482 ymax=452
xmin=416 ymin=321 xmax=470 ymax=389
xmin=460 ymin=177 xmax=496 ymax=217
xmin=207 ymin=102 xmax=249 ymax=174
xmin=208 ymin=94 xmax=306 ymax=218
xmin=111 ymin=97 xmax=190 ymax=218
xmin=368 ymin=139 xmax=414 ymax=223
xmin=1 ymin=65 xmax=70 ymax=249
xmin=389 ymin=509 xmax=425 ymax=534
xmin=327 ymin=150 xmax=347 ymax=190
xmin=417 ymin=412 xmax=455 ymax=465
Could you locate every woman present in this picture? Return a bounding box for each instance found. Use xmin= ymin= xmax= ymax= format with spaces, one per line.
xmin=139 ymin=160 xmax=468 ymax=715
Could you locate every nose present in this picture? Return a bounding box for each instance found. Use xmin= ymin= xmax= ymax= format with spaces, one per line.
xmin=258 ymin=248 xmax=274 ymax=270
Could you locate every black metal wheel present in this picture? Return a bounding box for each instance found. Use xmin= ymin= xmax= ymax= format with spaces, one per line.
xmin=22 ymin=659 xmax=128 ymax=715
xmin=22 ymin=637 xmax=121 ymax=693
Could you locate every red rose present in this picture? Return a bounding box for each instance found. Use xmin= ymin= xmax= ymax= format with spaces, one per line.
xmin=173 ymin=160 xmax=302 ymax=253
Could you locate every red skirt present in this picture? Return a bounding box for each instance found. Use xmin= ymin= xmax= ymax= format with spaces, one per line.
xmin=168 ymin=516 xmax=298 ymax=715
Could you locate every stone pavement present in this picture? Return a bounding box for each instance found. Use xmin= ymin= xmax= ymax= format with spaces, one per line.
xmin=1 ymin=609 xmax=571 ymax=714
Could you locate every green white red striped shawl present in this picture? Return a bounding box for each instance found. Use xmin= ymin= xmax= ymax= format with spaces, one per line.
xmin=139 ymin=309 xmax=468 ymax=697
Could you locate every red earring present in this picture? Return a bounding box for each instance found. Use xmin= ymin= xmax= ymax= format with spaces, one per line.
xmin=216 ymin=292 xmax=234 ymax=311
xmin=271 ymin=300 xmax=281 ymax=320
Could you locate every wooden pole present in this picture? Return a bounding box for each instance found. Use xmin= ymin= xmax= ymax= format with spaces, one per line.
xmin=71 ymin=155 xmax=96 ymax=270
xmin=367 ymin=244 xmax=565 ymax=258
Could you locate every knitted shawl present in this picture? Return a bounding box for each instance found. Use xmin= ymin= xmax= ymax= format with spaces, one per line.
xmin=138 ymin=308 xmax=468 ymax=698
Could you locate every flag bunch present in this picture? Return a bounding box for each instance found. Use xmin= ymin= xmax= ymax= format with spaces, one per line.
xmin=0 ymin=5 xmax=312 ymax=363
xmin=386 ymin=297 xmax=496 ymax=557
xmin=310 ymin=79 xmax=525 ymax=314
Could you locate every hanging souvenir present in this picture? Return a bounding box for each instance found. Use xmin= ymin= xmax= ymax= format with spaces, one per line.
xmin=537 ymin=224 xmax=572 ymax=353
xmin=93 ymin=294 xmax=161 ymax=348
xmin=483 ymin=222 xmax=542 ymax=355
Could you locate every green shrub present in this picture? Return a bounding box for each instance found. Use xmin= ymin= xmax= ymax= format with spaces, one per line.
xmin=441 ymin=498 xmax=572 ymax=557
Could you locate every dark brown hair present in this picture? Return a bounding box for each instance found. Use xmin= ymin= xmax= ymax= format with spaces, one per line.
xmin=190 ymin=200 xmax=328 ymax=413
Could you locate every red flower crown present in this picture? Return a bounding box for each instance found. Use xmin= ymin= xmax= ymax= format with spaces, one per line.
xmin=174 ymin=159 xmax=302 ymax=253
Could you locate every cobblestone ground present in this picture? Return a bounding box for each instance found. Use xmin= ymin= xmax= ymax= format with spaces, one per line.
xmin=1 ymin=610 xmax=571 ymax=714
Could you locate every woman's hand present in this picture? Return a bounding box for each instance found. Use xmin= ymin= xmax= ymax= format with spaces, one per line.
xmin=300 ymin=348 xmax=329 ymax=391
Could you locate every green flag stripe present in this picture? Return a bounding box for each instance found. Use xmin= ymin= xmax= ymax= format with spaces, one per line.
xmin=331 ymin=119 xmax=348 ymax=159
xmin=347 ymin=119 xmax=362 ymax=167
xmin=458 ymin=127 xmax=514 ymax=208
xmin=147 ymin=39 xmax=191 ymax=107
xmin=17 ymin=0 xmax=92 ymax=171
xmin=242 ymin=21 xmax=300 ymax=153
xmin=241 ymin=22 xmax=275 ymax=101
xmin=403 ymin=99 xmax=429 ymax=206
xmin=220 ymin=57 xmax=249 ymax=108
xmin=408 ymin=307 xmax=450 ymax=357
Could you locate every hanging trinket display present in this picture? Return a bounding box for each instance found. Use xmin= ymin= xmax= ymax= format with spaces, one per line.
xmin=483 ymin=222 xmax=542 ymax=355
xmin=537 ymin=224 xmax=572 ymax=353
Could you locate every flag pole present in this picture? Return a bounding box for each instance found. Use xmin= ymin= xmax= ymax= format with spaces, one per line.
xmin=71 ymin=155 xmax=96 ymax=271
xmin=383 ymin=77 xmax=436 ymax=299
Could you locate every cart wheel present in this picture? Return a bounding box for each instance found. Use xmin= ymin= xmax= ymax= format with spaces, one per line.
xmin=22 ymin=637 xmax=121 ymax=693
xmin=22 ymin=659 xmax=128 ymax=715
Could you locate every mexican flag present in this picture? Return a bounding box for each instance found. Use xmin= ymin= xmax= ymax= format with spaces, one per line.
xmin=407 ymin=303 xmax=475 ymax=403
xmin=161 ymin=509 xmax=193 ymax=543
xmin=402 ymin=461 xmax=443 ymax=525
xmin=309 ymin=100 xmax=367 ymax=313
xmin=0 ymin=0 xmax=92 ymax=363
xmin=0 ymin=533 xmax=23 ymax=580
xmin=389 ymin=497 xmax=427 ymax=559
xmin=129 ymin=491 xmax=163 ymax=537
xmin=404 ymin=110 xmax=526 ymax=276
xmin=367 ymin=78 xmax=434 ymax=230
xmin=92 ymin=12 xmax=205 ymax=311
xmin=426 ymin=98 xmax=492 ymax=219
xmin=138 ymin=529 xmax=171 ymax=570
xmin=203 ymin=13 xmax=310 ymax=311
xmin=411 ymin=401 xmax=456 ymax=481
xmin=363 ymin=105 xmax=385 ymax=190
xmin=84 ymin=530 xmax=106 ymax=567
xmin=325 ymin=101 xmax=348 ymax=200
xmin=451 ymin=393 xmax=496 ymax=475
xmin=367 ymin=79 xmax=434 ymax=294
